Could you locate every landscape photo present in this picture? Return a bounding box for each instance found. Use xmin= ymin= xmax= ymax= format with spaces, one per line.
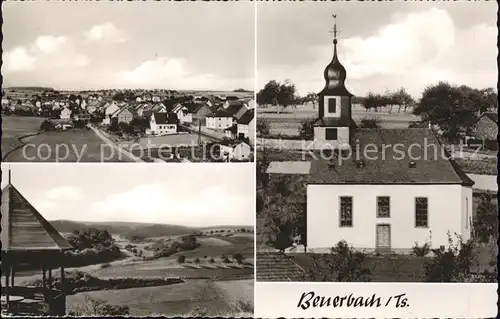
xmin=255 ymin=2 xmax=498 ymax=283
xmin=1 ymin=1 xmax=255 ymax=163
xmin=1 ymin=163 xmax=255 ymax=316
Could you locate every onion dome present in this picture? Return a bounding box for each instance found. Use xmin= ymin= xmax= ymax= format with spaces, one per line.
xmin=320 ymin=25 xmax=352 ymax=96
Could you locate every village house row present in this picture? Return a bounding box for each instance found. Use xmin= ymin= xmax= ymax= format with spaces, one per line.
xmin=2 ymin=92 xmax=256 ymax=160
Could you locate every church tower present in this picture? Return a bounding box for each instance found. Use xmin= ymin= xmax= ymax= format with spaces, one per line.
xmin=313 ymin=15 xmax=355 ymax=149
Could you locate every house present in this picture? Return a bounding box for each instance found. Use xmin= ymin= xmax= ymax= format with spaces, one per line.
xmin=206 ymin=110 xmax=234 ymax=130
xmin=236 ymin=109 xmax=255 ymax=144
xmin=104 ymin=102 xmax=120 ymax=117
xmin=219 ymin=140 xmax=251 ymax=161
xmin=112 ymin=107 xmax=134 ymax=124
xmin=60 ymin=107 xmax=72 ymax=120
xmin=172 ymin=103 xmax=193 ymax=124
xmin=225 ymin=101 xmax=248 ymax=120
xmin=245 ymin=98 xmax=256 ymax=109
xmin=224 ymin=124 xmax=238 ymax=139
xmin=74 ymin=112 xmax=91 ymax=122
xmin=192 ymin=103 xmax=212 ymax=126
xmin=304 ymin=27 xmax=475 ymax=254
xmin=472 ymin=112 xmax=498 ymax=141
xmin=148 ymin=112 xmax=178 ymax=136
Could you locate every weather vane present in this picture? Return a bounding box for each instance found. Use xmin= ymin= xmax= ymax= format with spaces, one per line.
xmin=329 ymin=14 xmax=340 ymax=40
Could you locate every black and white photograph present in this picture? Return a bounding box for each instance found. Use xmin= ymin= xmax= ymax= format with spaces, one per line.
xmin=1 ymin=163 xmax=254 ymax=317
xmin=1 ymin=1 xmax=255 ymax=163
xmin=255 ymin=2 xmax=497 ymax=283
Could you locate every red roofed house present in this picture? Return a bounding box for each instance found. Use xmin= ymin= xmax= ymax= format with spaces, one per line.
xmin=303 ymin=21 xmax=475 ymax=254
xmin=1 ymin=170 xmax=73 ymax=316
xmin=148 ymin=112 xmax=178 ymax=136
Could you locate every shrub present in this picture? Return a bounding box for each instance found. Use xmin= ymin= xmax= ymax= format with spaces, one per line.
xmin=100 ymin=263 xmax=111 ymax=269
xmin=220 ymin=255 xmax=231 ymax=263
xmin=412 ymin=241 xmax=431 ymax=257
xmin=177 ymin=255 xmax=186 ymax=264
xmin=209 ymin=258 xmax=215 ymax=263
xmin=40 ymin=120 xmax=55 ymax=131
xmin=423 ymin=233 xmax=478 ymax=282
xmin=195 ymin=258 xmax=200 ymax=264
xmin=233 ymin=253 xmax=245 ymax=264
xmin=257 ymin=118 xmax=270 ymax=135
xmin=298 ymin=119 xmax=314 ymax=140
xmin=306 ymin=240 xmax=371 ymax=282
xmin=68 ymin=296 xmax=129 ymax=316
xmin=359 ymin=117 xmax=381 ymax=128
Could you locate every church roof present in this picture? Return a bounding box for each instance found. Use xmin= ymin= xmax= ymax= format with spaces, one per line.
xmin=256 ymin=252 xmax=306 ymax=281
xmin=308 ymin=128 xmax=475 ymax=186
xmin=1 ymin=183 xmax=73 ymax=252
xmin=319 ymin=37 xmax=352 ymax=97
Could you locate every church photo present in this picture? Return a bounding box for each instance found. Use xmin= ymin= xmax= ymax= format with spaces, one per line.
xmin=255 ymin=2 xmax=497 ymax=283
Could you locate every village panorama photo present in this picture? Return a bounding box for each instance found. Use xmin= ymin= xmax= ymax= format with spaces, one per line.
xmin=255 ymin=2 xmax=498 ymax=283
xmin=1 ymin=1 xmax=255 ymax=163
xmin=1 ymin=163 xmax=255 ymax=317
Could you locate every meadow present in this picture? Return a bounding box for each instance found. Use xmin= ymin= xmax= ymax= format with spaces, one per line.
xmin=16 ymin=222 xmax=254 ymax=316
xmin=67 ymin=279 xmax=253 ymax=316
xmin=1 ymin=115 xmax=45 ymax=159
xmin=3 ymin=127 xmax=132 ymax=162
xmin=259 ymin=103 xmax=421 ymax=136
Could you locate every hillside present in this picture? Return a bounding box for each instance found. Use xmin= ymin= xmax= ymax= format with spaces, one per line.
xmin=50 ymin=220 xmax=253 ymax=239
xmin=50 ymin=220 xmax=198 ymax=239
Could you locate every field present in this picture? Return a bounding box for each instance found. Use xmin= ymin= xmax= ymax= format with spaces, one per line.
xmin=16 ymin=221 xmax=254 ymax=316
xmin=1 ymin=115 xmax=46 ymax=159
xmin=3 ymin=127 xmax=132 ymax=162
xmin=67 ymin=279 xmax=253 ymax=316
xmin=259 ymin=104 xmax=421 ymax=136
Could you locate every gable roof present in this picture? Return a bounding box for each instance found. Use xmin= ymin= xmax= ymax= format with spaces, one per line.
xmin=224 ymin=124 xmax=238 ymax=134
xmin=207 ymin=109 xmax=233 ymax=118
xmin=153 ymin=112 xmax=177 ymax=125
xmin=308 ymin=128 xmax=475 ymax=186
xmin=237 ymin=109 xmax=254 ymax=125
xmin=193 ymin=103 xmax=211 ymax=114
xmin=1 ymin=183 xmax=73 ymax=252
xmin=256 ymin=252 xmax=306 ymax=281
xmin=225 ymin=103 xmax=246 ymax=117
xmin=479 ymin=112 xmax=498 ymax=123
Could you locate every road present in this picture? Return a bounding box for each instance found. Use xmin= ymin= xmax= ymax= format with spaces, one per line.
xmin=89 ymin=125 xmax=145 ymax=163
xmin=179 ymin=124 xmax=223 ymax=142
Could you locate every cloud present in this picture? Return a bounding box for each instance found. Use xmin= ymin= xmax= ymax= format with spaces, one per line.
xmin=117 ymin=56 xmax=243 ymax=90
xmin=258 ymin=7 xmax=497 ymax=97
xmin=2 ymin=47 xmax=37 ymax=72
xmin=84 ymin=23 xmax=128 ymax=43
xmin=46 ymin=186 xmax=84 ymax=201
xmin=88 ymin=184 xmax=252 ymax=226
xmin=2 ymin=34 xmax=90 ymax=74
xmin=33 ymin=35 xmax=68 ymax=54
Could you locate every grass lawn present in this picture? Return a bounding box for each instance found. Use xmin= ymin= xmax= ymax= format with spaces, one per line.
xmin=1 ymin=115 xmax=46 ymax=158
xmin=260 ymin=104 xmax=420 ymax=136
xmin=4 ymin=128 xmax=133 ymax=162
xmin=455 ymin=157 xmax=497 ymax=175
xmin=67 ymin=279 xmax=253 ymax=316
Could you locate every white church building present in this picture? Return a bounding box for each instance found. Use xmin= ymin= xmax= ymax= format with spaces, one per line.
xmin=302 ymin=21 xmax=475 ymax=253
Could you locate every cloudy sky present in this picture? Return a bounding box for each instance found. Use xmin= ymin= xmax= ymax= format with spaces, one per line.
xmin=2 ymin=2 xmax=255 ymax=91
xmin=1 ymin=164 xmax=254 ymax=227
xmin=257 ymin=2 xmax=497 ymax=97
